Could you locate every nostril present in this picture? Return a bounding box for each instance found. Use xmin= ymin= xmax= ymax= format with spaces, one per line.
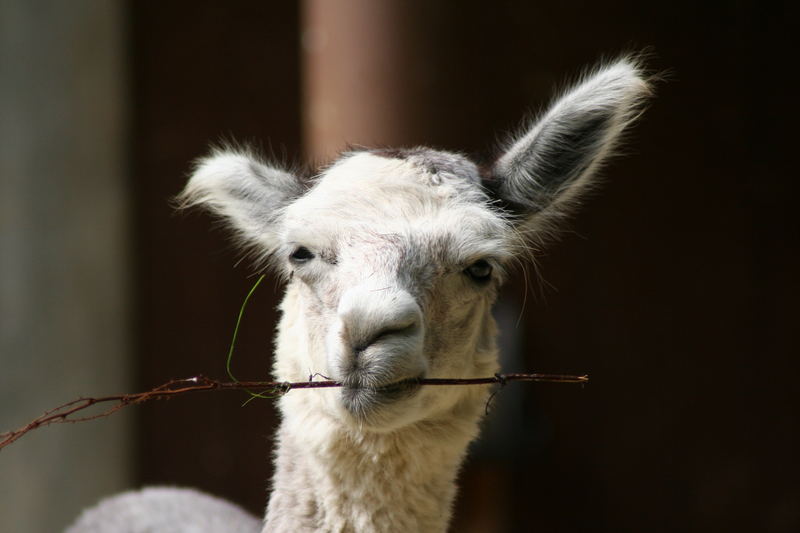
xmin=375 ymin=322 xmax=417 ymax=342
xmin=354 ymin=321 xmax=418 ymax=355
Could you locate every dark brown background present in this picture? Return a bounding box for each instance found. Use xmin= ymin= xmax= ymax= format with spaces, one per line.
xmin=129 ymin=2 xmax=797 ymax=532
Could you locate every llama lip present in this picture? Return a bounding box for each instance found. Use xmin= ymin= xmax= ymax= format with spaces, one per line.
xmin=373 ymin=376 xmax=423 ymax=394
xmin=374 ymin=377 xmax=422 ymax=396
xmin=342 ymin=375 xmax=423 ymax=394
xmin=340 ymin=376 xmax=423 ymax=414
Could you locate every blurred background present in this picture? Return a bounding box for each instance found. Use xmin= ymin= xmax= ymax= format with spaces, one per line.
xmin=1 ymin=1 xmax=796 ymax=532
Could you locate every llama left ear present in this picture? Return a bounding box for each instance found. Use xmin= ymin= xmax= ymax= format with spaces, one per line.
xmin=488 ymin=57 xmax=652 ymax=225
xmin=178 ymin=149 xmax=305 ymax=256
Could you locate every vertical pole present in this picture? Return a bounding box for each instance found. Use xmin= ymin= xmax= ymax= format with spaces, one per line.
xmin=0 ymin=2 xmax=130 ymax=531
xmin=301 ymin=0 xmax=433 ymax=163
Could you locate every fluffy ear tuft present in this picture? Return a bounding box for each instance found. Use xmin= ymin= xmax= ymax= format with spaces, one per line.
xmin=489 ymin=56 xmax=653 ymax=226
xmin=178 ymin=149 xmax=304 ymax=256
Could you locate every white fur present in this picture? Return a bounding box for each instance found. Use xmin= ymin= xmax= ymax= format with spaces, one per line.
xmin=67 ymin=58 xmax=651 ymax=533
xmin=65 ymin=487 xmax=260 ymax=533
xmin=178 ymin=148 xmax=303 ymax=260
xmin=494 ymin=56 xmax=652 ymax=232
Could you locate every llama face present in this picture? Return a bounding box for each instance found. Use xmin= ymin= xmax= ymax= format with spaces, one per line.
xmin=180 ymin=57 xmax=651 ymax=432
xmin=277 ymin=151 xmax=512 ymax=428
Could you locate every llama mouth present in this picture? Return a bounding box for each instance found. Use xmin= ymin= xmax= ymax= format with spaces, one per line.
xmin=340 ymin=376 xmax=423 ymax=414
xmin=373 ymin=377 xmax=423 ymax=394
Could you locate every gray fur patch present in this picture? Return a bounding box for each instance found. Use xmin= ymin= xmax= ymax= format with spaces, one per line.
xmin=368 ymin=148 xmax=480 ymax=186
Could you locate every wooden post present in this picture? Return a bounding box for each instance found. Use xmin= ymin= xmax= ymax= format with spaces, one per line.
xmin=302 ymin=0 xmax=435 ymax=162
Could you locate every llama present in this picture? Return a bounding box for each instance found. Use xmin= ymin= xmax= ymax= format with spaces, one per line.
xmin=67 ymin=57 xmax=651 ymax=533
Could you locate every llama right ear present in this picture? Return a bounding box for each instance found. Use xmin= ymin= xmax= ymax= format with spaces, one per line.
xmin=487 ymin=57 xmax=652 ymax=228
xmin=179 ymin=150 xmax=304 ymax=253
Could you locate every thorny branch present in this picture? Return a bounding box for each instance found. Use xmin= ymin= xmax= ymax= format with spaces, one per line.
xmin=0 ymin=372 xmax=587 ymax=451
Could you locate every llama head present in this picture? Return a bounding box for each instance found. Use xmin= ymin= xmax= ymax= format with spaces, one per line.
xmin=180 ymin=58 xmax=650 ymax=431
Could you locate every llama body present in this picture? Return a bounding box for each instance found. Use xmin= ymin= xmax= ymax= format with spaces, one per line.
xmin=67 ymin=58 xmax=650 ymax=533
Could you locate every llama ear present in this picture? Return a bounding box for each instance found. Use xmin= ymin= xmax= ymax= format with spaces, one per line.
xmin=178 ymin=149 xmax=304 ymax=253
xmin=488 ymin=57 xmax=652 ymax=226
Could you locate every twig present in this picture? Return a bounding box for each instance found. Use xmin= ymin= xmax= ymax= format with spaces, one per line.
xmin=0 ymin=372 xmax=587 ymax=451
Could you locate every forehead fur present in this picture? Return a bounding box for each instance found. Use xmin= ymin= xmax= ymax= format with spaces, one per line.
xmin=281 ymin=151 xmax=511 ymax=263
xmin=367 ymin=147 xmax=482 ymax=187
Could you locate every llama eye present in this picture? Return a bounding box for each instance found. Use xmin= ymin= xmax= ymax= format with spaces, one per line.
xmin=290 ymin=246 xmax=315 ymax=263
xmin=464 ymin=260 xmax=492 ymax=283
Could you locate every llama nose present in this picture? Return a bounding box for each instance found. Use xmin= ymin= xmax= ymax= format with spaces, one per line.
xmin=337 ymin=285 xmax=423 ymax=355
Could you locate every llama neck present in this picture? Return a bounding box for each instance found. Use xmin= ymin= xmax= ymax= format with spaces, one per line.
xmin=263 ymin=395 xmax=484 ymax=533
